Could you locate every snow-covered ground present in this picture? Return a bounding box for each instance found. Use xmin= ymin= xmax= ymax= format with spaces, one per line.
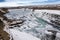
xmin=4 ymin=9 xmax=60 ymax=40
xmin=9 ymin=29 xmax=40 ymax=40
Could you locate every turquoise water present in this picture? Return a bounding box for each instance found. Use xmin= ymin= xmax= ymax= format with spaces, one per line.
xmin=33 ymin=13 xmax=47 ymax=28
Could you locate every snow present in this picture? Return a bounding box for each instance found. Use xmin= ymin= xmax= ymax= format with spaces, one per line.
xmin=56 ymin=33 xmax=60 ymax=38
xmin=34 ymin=10 xmax=60 ymax=15
xmin=45 ymin=30 xmax=53 ymax=35
xmin=9 ymin=29 xmax=40 ymax=40
xmin=4 ymin=9 xmax=60 ymax=40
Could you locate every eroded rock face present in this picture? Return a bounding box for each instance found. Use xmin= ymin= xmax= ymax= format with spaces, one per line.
xmin=0 ymin=8 xmax=10 ymax=40
xmin=0 ymin=19 xmax=10 ymax=40
xmin=0 ymin=19 xmax=4 ymax=30
xmin=0 ymin=8 xmax=26 ymax=40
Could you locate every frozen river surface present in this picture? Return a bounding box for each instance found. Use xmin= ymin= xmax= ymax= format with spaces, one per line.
xmin=4 ymin=9 xmax=60 ymax=40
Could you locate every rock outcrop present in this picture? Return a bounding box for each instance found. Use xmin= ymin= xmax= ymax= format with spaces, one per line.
xmin=0 ymin=8 xmax=10 ymax=40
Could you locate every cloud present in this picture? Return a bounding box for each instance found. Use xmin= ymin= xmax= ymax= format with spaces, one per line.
xmin=5 ymin=0 xmax=48 ymax=2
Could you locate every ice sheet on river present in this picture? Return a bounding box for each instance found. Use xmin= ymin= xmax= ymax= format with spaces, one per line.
xmin=9 ymin=29 xmax=40 ymax=40
xmin=4 ymin=9 xmax=60 ymax=40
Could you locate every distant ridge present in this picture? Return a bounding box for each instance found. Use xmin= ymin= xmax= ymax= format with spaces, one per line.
xmin=0 ymin=4 xmax=60 ymax=10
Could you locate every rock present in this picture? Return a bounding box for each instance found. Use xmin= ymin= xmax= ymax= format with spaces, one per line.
xmin=0 ymin=19 xmax=5 ymax=30
xmin=0 ymin=30 xmax=10 ymax=40
xmin=0 ymin=8 xmax=10 ymax=40
xmin=0 ymin=8 xmax=9 ymax=17
xmin=0 ymin=19 xmax=10 ymax=40
xmin=9 ymin=20 xmax=25 ymax=26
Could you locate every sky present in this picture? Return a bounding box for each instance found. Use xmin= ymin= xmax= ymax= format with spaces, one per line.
xmin=0 ymin=0 xmax=60 ymax=2
xmin=0 ymin=0 xmax=47 ymax=2
xmin=0 ymin=0 xmax=60 ymax=7
xmin=0 ymin=0 xmax=60 ymax=4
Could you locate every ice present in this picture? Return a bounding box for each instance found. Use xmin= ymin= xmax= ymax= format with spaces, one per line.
xmin=4 ymin=9 xmax=60 ymax=40
xmin=9 ymin=29 xmax=40 ymax=40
